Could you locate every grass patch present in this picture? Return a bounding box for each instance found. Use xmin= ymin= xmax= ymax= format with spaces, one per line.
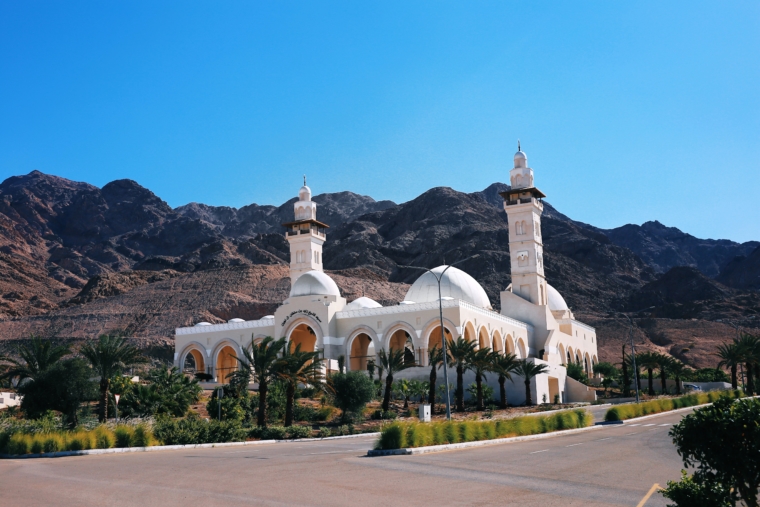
xmin=374 ymin=409 xmax=592 ymax=450
xmin=604 ymin=390 xmax=744 ymax=422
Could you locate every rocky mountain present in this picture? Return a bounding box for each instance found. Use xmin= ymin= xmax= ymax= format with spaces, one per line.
xmin=0 ymin=170 xmax=757 ymax=369
xmin=599 ymin=220 xmax=759 ymax=278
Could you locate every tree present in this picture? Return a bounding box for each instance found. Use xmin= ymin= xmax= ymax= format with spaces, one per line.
xmin=427 ymin=345 xmax=444 ymax=414
xmin=446 ymin=337 xmax=476 ymax=412
xmin=377 ymin=348 xmax=412 ymax=412
xmin=277 ymin=344 xmax=324 ymax=426
xmin=667 ymin=360 xmax=691 ymax=395
xmin=716 ymin=340 xmax=743 ymax=389
xmin=491 ymin=353 xmax=518 ymax=409
xmin=467 ymin=347 xmax=497 ymax=410
xmin=593 ymin=362 xmax=619 ymax=395
xmin=657 ymin=354 xmax=672 ymax=394
xmin=663 ymin=397 xmax=760 ymax=507
xmin=514 ymin=359 xmax=550 ymax=406
xmin=693 ymin=368 xmax=730 ymax=383
xmin=394 ymin=379 xmax=412 ymax=409
xmin=0 ymin=336 xmax=70 ymax=385
xmin=233 ymin=336 xmax=286 ymax=427
xmin=18 ymin=358 xmax=97 ymax=428
xmin=80 ymin=335 xmax=146 ymax=422
xmin=736 ymin=333 xmax=759 ymax=395
xmin=566 ymin=360 xmax=588 ymax=384
xmin=121 ymin=366 xmax=202 ymax=418
xmin=408 ymin=380 xmax=428 ymax=404
xmin=636 ymin=352 xmax=660 ymax=396
xmin=331 ymin=371 xmax=375 ymax=422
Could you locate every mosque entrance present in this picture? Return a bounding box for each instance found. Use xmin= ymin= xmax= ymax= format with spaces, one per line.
xmin=289 ymin=324 xmax=317 ymax=352
xmin=389 ymin=329 xmax=416 ymax=366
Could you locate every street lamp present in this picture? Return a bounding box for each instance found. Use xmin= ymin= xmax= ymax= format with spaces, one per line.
xmin=621 ymin=306 xmax=655 ymax=404
xmin=399 ymin=254 xmax=479 ymax=421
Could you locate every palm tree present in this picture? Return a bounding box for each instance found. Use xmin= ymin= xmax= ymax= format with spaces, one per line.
xmin=492 ymin=352 xmax=518 ymax=409
xmin=514 ymin=359 xmax=550 ymax=406
xmin=276 ymin=343 xmax=324 ymax=426
xmin=667 ymin=360 xmax=690 ymax=395
xmin=0 ymin=336 xmax=70 ymax=385
xmin=656 ymin=354 xmax=672 ymax=394
xmin=447 ymin=337 xmax=477 ymax=412
xmin=468 ymin=347 xmax=497 ymax=410
xmin=636 ymin=352 xmax=660 ymax=397
xmin=394 ymin=379 xmax=412 ymax=409
xmin=80 ymin=334 xmax=146 ymax=422
xmin=377 ymin=348 xmax=412 ymax=412
xmin=427 ymin=345 xmax=444 ymax=413
xmin=234 ymin=336 xmax=286 ymax=427
xmin=736 ymin=333 xmax=760 ymax=395
xmin=716 ymin=340 xmax=743 ymax=389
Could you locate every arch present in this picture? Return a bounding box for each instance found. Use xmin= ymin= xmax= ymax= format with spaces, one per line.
xmin=478 ymin=327 xmax=490 ymax=350
xmin=388 ymin=328 xmax=415 ymax=365
xmin=425 ymin=324 xmax=455 ymax=351
xmin=521 ymin=220 xmax=527 ymax=235
xmin=515 ymin=221 xmax=522 ymax=235
xmin=584 ymin=352 xmax=591 ymax=373
xmin=504 ymin=334 xmax=515 ymax=355
xmin=575 ymin=351 xmax=581 ymax=365
xmin=180 ymin=342 xmax=208 ymax=375
xmin=558 ymin=343 xmax=566 ymax=365
xmin=288 ymin=323 xmax=317 ymax=352
xmin=515 ymin=338 xmax=527 ymax=359
xmin=491 ymin=330 xmax=503 ymax=354
xmin=462 ymin=321 xmax=477 ymax=344
xmin=348 ymin=333 xmax=373 ymax=372
xmin=215 ymin=344 xmax=239 ymax=384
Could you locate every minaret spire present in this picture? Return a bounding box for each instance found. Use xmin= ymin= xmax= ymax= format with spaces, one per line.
xmin=303 ymin=175 xmax=306 ymax=186
xmin=518 ymin=139 xmax=520 ymax=152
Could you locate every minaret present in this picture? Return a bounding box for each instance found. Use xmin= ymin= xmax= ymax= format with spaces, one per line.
xmin=500 ymin=143 xmax=548 ymax=306
xmin=283 ymin=177 xmax=329 ymax=284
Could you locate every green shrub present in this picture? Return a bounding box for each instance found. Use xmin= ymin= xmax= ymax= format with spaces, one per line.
xmin=132 ymin=425 xmax=153 ymax=447
xmin=331 ymin=372 xmax=376 ymax=421
xmin=604 ymin=391 xmax=742 ymax=422
xmin=113 ymin=425 xmax=135 ymax=447
xmin=314 ymin=406 xmax=336 ymax=422
xmin=286 ymin=426 xmax=313 ymax=439
xmin=154 ymin=417 xmax=245 ymax=445
xmin=30 ymin=436 xmax=44 ymax=454
xmin=66 ymin=432 xmax=92 ymax=451
xmin=93 ymin=426 xmax=115 ymax=449
xmin=42 ymin=435 xmax=62 ymax=453
xmin=375 ymin=409 xmax=593 ymax=450
xmin=317 ymin=427 xmax=332 ymax=438
xmin=8 ymin=434 xmax=31 ymax=455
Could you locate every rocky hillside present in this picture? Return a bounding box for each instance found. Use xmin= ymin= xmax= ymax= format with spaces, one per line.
xmin=0 ymin=170 xmax=757 ymax=369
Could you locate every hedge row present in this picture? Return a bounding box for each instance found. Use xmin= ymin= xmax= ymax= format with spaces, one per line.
xmin=375 ymin=409 xmax=592 ymax=450
xmin=604 ymin=390 xmax=744 ymax=422
xmin=0 ymin=424 xmax=154 ymax=455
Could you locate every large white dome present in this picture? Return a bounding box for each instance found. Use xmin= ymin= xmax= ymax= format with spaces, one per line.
xmin=345 ymin=297 xmax=382 ymax=310
xmin=546 ymin=284 xmax=569 ymax=312
xmin=290 ymin=271 xmax=341 ymax=298
xmin=404 ymin=266 xmax=492 ymax=309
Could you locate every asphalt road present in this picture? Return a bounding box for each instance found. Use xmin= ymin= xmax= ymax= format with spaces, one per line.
xmin=0 ymin=410 xmax=688 ymax=507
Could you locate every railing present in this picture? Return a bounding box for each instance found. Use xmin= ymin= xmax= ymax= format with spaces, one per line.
xmin=506 ymin=198 xmax=536 ymax=206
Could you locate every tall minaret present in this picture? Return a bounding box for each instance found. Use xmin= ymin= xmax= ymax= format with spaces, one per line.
xmin=500 ymin=143 xmax=548 ymax=306
xmin=283 ymin=177 xmax=329 ymax=284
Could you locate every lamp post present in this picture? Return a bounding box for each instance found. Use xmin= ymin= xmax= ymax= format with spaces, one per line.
xmin=399 ymin=254 xmax=479 ymax=421
xmin=621 ymin=306 xmax=655 ymax=404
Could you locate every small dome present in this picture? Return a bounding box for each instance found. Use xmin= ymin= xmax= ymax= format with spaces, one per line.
xmin=345 ymin=297 xmax=382 ymax=310
xmin=404 ymin=266 xmax=492 ymax=309
xmin=228 ymin=318 xmax=245 ymax=323
xmin=299 ymin=185 xmax=312 ymax=201
xmin=514 ymin=150 xmax=527 ymax=168
xmin=194 ymin=322 xmax=212 ymax=327
xmin=547 ymin=284 xmax=569 ymax=312
xmin=290 ymin=271 xmax=341 ymax=298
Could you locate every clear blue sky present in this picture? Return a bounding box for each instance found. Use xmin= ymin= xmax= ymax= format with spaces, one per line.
xmin=1 ymin=2 xmax=758 ymax=242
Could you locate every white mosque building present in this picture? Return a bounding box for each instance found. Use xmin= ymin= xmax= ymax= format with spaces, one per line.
xmin=174 ymin=147 xmax=598 ymax=404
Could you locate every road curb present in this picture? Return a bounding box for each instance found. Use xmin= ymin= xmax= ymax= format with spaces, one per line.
xmin=275 ymin=432 xmax=379 ymax=443
xmin=367 ymin=424 xmax=604 ymax=456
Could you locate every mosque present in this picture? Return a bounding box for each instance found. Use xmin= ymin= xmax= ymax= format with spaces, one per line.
xmin=174 ymin=147 xmax=599 ymax=404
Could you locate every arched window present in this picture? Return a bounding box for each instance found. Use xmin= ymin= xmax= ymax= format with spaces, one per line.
xmin=515 ymin=222 xmax=522 ymax=235
xmin=521 ymin=220 xmax=527 ymax=235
